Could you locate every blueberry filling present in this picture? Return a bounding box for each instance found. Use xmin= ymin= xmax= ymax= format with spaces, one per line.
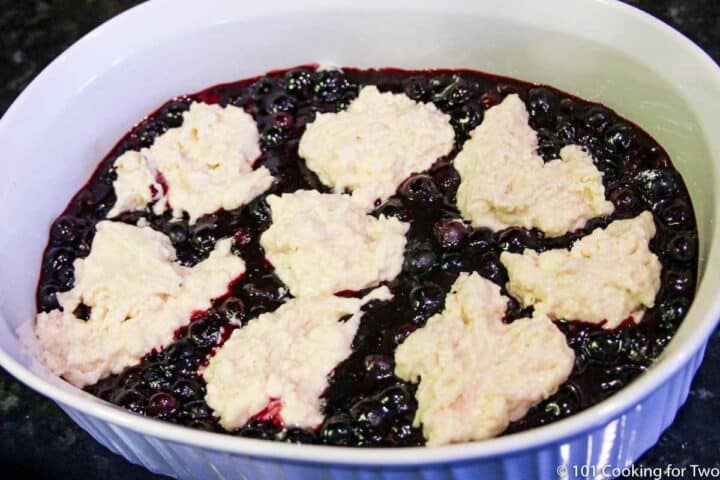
xmin=35 ymin=66 xmax=698 ymax=447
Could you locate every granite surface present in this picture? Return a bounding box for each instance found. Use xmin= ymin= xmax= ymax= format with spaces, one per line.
xmin=0 ymin=1 xmax=718 ymax=478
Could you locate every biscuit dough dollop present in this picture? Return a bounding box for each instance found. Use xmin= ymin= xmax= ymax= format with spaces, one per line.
xmin=203 ymin=287 xmax=393 ymax=430
xmin=395 ymin=272 xmax=574 ymax=445
xmin=501 ymin=211 xmax=661 ymax=329
xmin=260 ymin=190 xmax=409 ymax=297
xmin=109 ymin=102 xmax=273 ymax=223
xmin=455 ymin=94 xmax=614 ymax=236
xmin=299 ymin=85 xmax=455 ymax=211
xmin=28 ymin=221 xmax=245 ymax=387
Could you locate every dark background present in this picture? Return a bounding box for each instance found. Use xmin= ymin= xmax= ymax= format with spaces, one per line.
xmin=0 ymin=1 xmax=718 ymax=478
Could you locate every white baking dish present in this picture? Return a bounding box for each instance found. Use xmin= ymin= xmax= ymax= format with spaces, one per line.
xmin=0 ymin=0 xmax=718 ymax=478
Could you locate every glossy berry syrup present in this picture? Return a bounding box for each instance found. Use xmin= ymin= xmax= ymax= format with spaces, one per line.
xmin=36 ymin=66 xmax=698 ymax=447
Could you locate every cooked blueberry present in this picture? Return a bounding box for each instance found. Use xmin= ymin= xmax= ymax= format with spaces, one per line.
xmin=364 ymin=354 xmax=395 ymax=382
xmin=440 ymin=253 xmax=466 ymax=272
xmin=353 ymin=423 xmax=385 ymax=446
xmin=603 ymin=123 xmax=634 ymax=152
xmin=378 ymin=385 xmax=415 ymax=417
xmin=559 ymin=98 xmax=576 ymax=113
xmin=433 ymin=218 xmax=469 ymax=250
xmin=165 ymin=222 xmax=188 ymax=245
xmin=466 ymin=228 xmax=495 ymax=256
xmin=284 ymin=68 xmax=313 ymax=95
xmin=72 ymin=303 xmax=91 ymax=321
xmin=171 ymin=379 xmax=204 ymax=402
xmin=189 ymin=227 xmax=216 ymax=254
xmin=242 ymin=275 xmax=289 ymax=303
xmin=436 ymin=77 xmax=475 ymax=108
xmin=663 ymin=269 xmax=694 ymax=296
xmin=432 ymin=165 xmax=461 ymax=196
xmin=666 ymin=233 xmax=697 ymax=263
xmin=282 ymin=427 xmax=317 ymax=444
xmin=609 ymin=186 xmax=641 ymax=218
xmin=188 ymin=320 xmax=222 ymax=349
xmin=477 ymin=254 xmax=507 ymax=285
xmin=555 ymin=121 xmax=576 ymax=143
xmin=134 ymin=120 xmax=167 ymax=148
xmin=56 ymin=265 xmax=75 ymax=290
xmin=635 ymin=168 xmax=679 ymax=200
xmin=165 ymin=338 xmax=196 ymax=361
xmin=543 ymin=384 xmax=582 ymax=418
xmin=247 ymin=197 xmax=272 ymax=229
xmin=584 ymin=331 xmax=623 ymax=365
xmin=113 ymin=389 xmax=146 ymax=412
xmin=313 ymin=70 xmax=351 ymax=103
xmin=527 ymin=88 xmax=557 ymax=124
xmin=480 ymin=90 xmax=502 ymax=109
xmin=619 ymin=330 xmax=651 ymax=364
xmin=270 ymin=112 xmax=294 ymax=129
xmin=497 ymin=228 xmax=530 ymax=253
xmin=659 ymin=199 xmax=692 ymax=229
xmin=238 ymin=420 xmax=280 ymax=440
xmin=350 ymin=399 xmax=391 ymax=428
xmin=186 ymin=400 xmax=213 ymax=420
xmin=409 ymin=283 xmax=445 ymax=317
xmin=250 ymin=77 xmax=278 ymax=100
xmin=45 ymin=247 xmax=75 ymax=274
xmin=265 ymin=93 xmax=296 ymax=114
xmin=143 ymin=365 xmax=174 ymax=391
xmin=403 ymin=242 xmax=438 ymax=276
xmin=585 ymin=107 xmax=612 ymax=132
xmin=218 ymin=296 xmax=246 ymax=323
xmin=320 ymin=414 xmax=355 ymax=446
xmin=402 ymin=76 xmax=429 ymax=101
xmin=261 ymin=126 xmax=287 ymax=148
xmin=538 ymin=140 xmax=562 ymax=162
xmin=576 ymin=131 xmax=601 ymax=150
xmin=159 ymin=99 xmax=190 ymax=128
xmin=450 ymin=102 xmax=483 ymax=137
xmin=388 ymin=422 xmax=418 ymax=444
xmin=51 ymin=216 xmax=82 ymax=243
xmin=178 ymin=251 xmax=203 ymax=267
xmin=399 ymin=174 xmax=441 ymax=205
xmin=659 ymin=297 xmax=690 ymax=329
xmin=77 ymin=227 xmax=95 ymax=253
xmin=147 ymin=392 xmax=180 ymax=417
xmin=173 ymin=357 xmax=197 ymax=377
xmin=599 ymin=377 xmax=626 ymax=397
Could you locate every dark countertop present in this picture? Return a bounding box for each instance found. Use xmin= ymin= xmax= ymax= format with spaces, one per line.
xmin=1 ymin=1 xmax=718 ymax=478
